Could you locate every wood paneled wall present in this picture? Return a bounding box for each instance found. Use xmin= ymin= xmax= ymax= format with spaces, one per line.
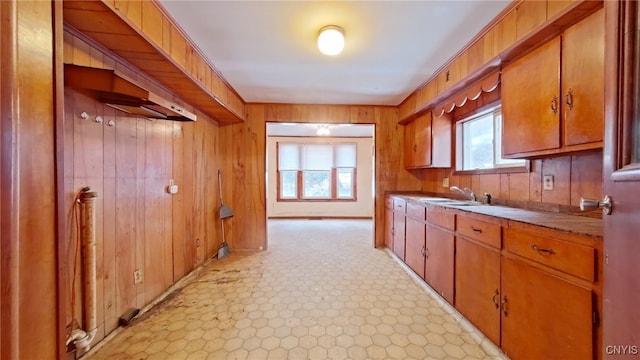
xmin=220 ymin=104 xmax=420 ymax=250
xmin=62 ymin=30 xmax=222 ymax=351
xmin=1 ymin=1 xmax=59 ymax=359
xmin=415 ymin=150 xmax=603 ymax=213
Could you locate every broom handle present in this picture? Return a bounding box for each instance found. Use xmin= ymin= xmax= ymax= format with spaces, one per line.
xmin=221 ymin=218 xmax=226 ymax=244
xmin=218 ymin=169 xmax=224 ymax=205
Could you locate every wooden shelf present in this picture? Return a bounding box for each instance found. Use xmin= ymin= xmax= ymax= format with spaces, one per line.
xmin=63 ymin=0 xmax=244 ymax=124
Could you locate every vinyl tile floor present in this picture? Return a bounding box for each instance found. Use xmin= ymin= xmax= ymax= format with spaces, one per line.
xmin=85 ymin=219 xmax=507 ymax=360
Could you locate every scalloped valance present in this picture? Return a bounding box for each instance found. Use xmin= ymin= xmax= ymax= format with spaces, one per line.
xmin=434 ymin=72 xmax=501 ymax=117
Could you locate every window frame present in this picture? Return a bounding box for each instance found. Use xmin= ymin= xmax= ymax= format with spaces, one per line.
xmin=276 ymin=142 xmax=358 ymax=202
xmin=454 ymin=103 xmax=529 ymax=175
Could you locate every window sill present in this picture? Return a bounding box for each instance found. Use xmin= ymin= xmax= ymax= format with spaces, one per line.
xmin=277 ymin=198 xmax=357 ymax=202
xmin=453 ymin=162 xmax=530 ymax=176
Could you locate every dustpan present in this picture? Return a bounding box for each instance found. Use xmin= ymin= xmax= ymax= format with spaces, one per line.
xmin=218 ymin=170 xmax=233 ymax=259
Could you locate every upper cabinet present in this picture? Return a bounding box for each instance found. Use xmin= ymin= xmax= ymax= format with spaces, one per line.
xmin=502 ymin=8 xmax=604 ymax=158
xmin=63 ymin=1 xmax=245 ymax=124
xmin=404 ymin=111 xmax=452 ymax=169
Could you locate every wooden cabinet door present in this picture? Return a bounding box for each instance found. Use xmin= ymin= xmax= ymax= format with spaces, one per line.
xmin=455 ymin=237 xmax=501 ymax=345
xmin=405 ymin=218 xmax=425 ymax=279
xmin=501 ymin=257 xmax=593 ymax=360
xmin=562 ymin=8 xmax=604 ymax=147
xmin=384 ymin=205 xmax=393 ymax=249
xmin=403 ymin=120 xmax=416 ymax=168
xmin=502 ymin=36 xmax=561 ymax=156
xmin=392 ymin=211 xmax=406 ymax=260
xmin=403 ymin=113 xmax=432 ymax=168
xmin=425 ymin=224 xmax=454 ymax=303
xmin=413 ymin=113 xmax=432 ymax=167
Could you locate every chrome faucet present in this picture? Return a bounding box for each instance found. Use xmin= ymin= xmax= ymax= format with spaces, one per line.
xmin=450 ymin=186 xmax=476 ymax=202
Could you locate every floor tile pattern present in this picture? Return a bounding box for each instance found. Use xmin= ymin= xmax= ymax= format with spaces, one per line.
xmin=86 ymin=219 xmax=507 ymax=360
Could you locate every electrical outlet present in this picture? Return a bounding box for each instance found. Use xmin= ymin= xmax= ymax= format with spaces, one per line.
xmin=543 ymin=175 xmax=554 ymax=190
xmin=442 ymin=177 xmax=450 ymax=188
xmin=195 ymin=238 xmax=200 ymax=248
xmin=166 ymin=179 xmax=179 ymax=194
xmin=133 ymin=269 xmax=143 ymax=284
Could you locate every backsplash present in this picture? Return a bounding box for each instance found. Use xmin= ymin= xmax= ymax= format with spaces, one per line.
xmin=413 ymin=150 xmax=603 ymax=217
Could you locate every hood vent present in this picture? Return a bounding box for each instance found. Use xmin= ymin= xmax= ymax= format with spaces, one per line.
xmin=64 ymin=64 xmax=196 ymax=122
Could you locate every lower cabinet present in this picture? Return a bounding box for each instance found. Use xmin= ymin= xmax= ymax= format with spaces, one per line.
xmin=455 ymin=234 xmax=502 ymax=345
xmin=392 ymin=198 xmax=406 ymax=260
xmin=425 ymin=223 xmax=455 ymax=304
xmin=405 ymin=203 xmax=426 ymax=278
xmin=384 ymin=196 xmax=601 ymax=360
xmin=501 ymin=256 xmax=594 ymax=360
xmin=384 ymin=198 xmax=394 ymax=249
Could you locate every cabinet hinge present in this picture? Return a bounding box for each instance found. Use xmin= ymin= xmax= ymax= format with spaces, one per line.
xmin=593 ymin=311 xmax=600 ymax=326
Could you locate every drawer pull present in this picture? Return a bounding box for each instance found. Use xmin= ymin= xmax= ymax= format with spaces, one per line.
xmin=471 ymin=227 xmax=483 ymax=233
xmin=492 ymin=289 xmax=500 ymax=309
xmin=531 ymin=244 xmax=556 ymax=255
xmin=501 ymin=296 xmax=508 ymax=317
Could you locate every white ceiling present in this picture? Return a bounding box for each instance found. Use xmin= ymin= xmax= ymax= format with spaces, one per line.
xmin=158 ymin=1 xmax=510 ymax=106
xmin=267 ymin=122 xmax=374 ymax=137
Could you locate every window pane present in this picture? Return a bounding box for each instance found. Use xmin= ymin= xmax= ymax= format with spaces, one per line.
xmin=335 ymin=143 xmax=357 ymax=167
xmin=278 ymin=143 xmax=300 ymax=170
xmin=494 ymin=113 xmax=524 ymax=166
xmin=337 ymin=168 xmax=354 ymax=198
xmin=458 ymin=106 xmax=526 ymax=171
xmin=303 ymin=171 xmax=331 ymax=198
xmin=303 ymin=144 xmax=333 ymax=170
xmin=280 ymin=171 xmax=297 ymax=198
xmin=464 ymin=114 xmax=494 ymax=170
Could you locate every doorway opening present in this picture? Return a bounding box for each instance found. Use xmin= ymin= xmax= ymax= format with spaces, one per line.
xmin=265 ymin=122 xmax=376 ymax=248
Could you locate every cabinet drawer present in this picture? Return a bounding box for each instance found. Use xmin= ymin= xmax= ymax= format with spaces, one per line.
xmin=428 ymin=209 xmax=455 ymax=230
xmin=407 ymin=202 xmax=426 ymax=220
xmin=504 ymin=229 xmax=595 ymax=282
xmin=393 ymin=198 xmax=406 ymax=212
xmin=385 ymin=197 xmax=393 ymax=209
xmin=456 ymin=217 xmax=501 ymax=249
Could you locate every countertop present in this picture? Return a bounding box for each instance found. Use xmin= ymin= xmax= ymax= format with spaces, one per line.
xmin=396 ymin=195 xmax=603 ymax=239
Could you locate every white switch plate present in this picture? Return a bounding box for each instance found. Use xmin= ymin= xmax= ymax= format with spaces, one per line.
xmin=442 ymin=177 xmax=450 ymax=188
xmin=543 ymin=175 xmax=554 ymax=190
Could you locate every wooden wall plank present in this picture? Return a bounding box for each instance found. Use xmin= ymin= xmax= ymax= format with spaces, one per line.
xmin=570 ymin=150 xmax=603 ymax=207
xmin=541 ymin=157 xmax=571 ymax=205
xmin=516 ymin=0 xmax=548 ymax=40
xmin=172 ymin=122 xmax=186 ymax=281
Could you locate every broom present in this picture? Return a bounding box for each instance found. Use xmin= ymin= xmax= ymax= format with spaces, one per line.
xmin=218 ymin=170 xmax=233 ymax=259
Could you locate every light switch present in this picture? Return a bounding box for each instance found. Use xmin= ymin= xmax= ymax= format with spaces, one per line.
xmin=442 ymin=177 xmax=450 ymax=188
xmin=543 ymin=175 xmax=554 ymax=190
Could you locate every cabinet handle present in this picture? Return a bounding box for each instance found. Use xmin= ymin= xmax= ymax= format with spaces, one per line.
xmin=565 ymin=89 xmax=574 ymax=110
xmin=420 ymin=246 xmax=425 ymax=257
xmin=413 ymin=144 xmax=417 ymax=152
xmin=550 ymin=96 xmax=559 ymax=114
xmin=501 ymin=296 xmax=508 ymax=317
xmin=425 ymin=248 xmax=430 ymax=259
xmin=391 ymin=228 xmax=394 ymax=236
xmin=530 ymin=244 xmax=556 ymax=255
xmin=492 ymin=289 xmax=500 ymax=309
xmin=471 ymin=227 xmax=483 ymax=233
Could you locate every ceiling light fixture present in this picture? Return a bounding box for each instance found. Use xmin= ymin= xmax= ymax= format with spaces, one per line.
xmin=317 ymin=25 xmax=344 ymax=56
xmin=317 ymin=124 xmax=330 ymax=136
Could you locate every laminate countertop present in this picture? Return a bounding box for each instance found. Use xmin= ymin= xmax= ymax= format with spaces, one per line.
xmin=394 ymin=195 xmax=603 ymax=239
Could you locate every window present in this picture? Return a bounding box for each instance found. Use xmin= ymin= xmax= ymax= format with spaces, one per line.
xmin=456 ymin=106 xmax=526 ymax=171
xmin=277 ymin=142 xmax=357 ymax=200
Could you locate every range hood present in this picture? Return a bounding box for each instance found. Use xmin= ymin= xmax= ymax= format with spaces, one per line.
xmin=64 ymin=64 xmax=197 ymax=122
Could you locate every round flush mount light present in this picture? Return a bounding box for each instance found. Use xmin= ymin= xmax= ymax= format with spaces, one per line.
xmin=317 ymin=25 xmax=344 ymax=56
